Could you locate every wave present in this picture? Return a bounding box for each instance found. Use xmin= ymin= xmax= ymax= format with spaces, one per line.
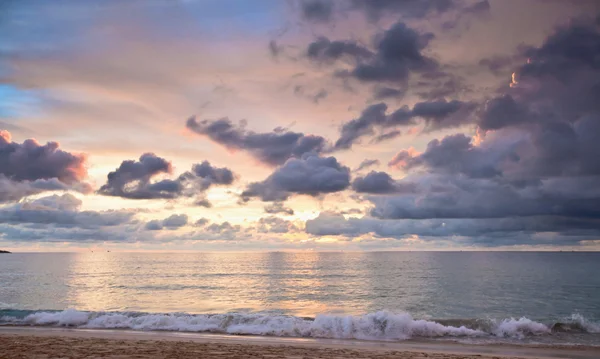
xmin=1 ymin=309 xmax=599 ymax=341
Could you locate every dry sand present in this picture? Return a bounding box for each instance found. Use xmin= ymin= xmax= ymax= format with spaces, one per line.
xmin=1 ymin=327 xmax=598 ymax=359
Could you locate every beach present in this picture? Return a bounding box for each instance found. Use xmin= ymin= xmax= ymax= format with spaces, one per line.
xmin=1 ymin=327 xmax=599 ymax=359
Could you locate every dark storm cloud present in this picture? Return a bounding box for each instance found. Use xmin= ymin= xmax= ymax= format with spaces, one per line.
xmin=390 ymin=134 xmax=509 ymax=179
xmin=0 ymin=130 xmax=90 ymax=202
xmin=337 ymin=21 xmax=438 ymax=83
xmin=97 ymin=153 xmax=179 ymax=200
xmin=329 ymin=19 xmax=600 ymax=246
xmin=334 ymin=99 xmax=476 ymax=150
xmin=478 ymin=55 xmax=516 ymax=75
xmin=190 ymin=161 xmax=234 ymax=187
xmin=0 ymin=194 xmax=136 ymax=229
xmin=264 ymin=202 xmax=295 ymax=215
xmin=334 ymin=103 xmax=388 ymax=150
xmin=300 ymin=0 xmax=333 ymax=23
xmin=305 ymin=212 xmax=600 ymax=244
xmin=478 ymin=94 xmax=535 ymax=131
xmin=371 ymin=130 xmax=402 ymax=144
xmin=306 ymin=37 xmax=373 ymax=64
xmin=186 ymin=117 xmax=328 ymax=166
xmin=98 ymin=154 xmax=235 ymax=202
xmin=372 ymin=86 xmax=405 ymax=100
xmin=145 ymin=214 xmax=188 ymax=231
xmin=369 ymin=174 xmax=600 ymax=220
xmin=379 ymin=128 xmax=600 ymax=220
xmin=415 ymin=75 xmax=471 ymax=101
xmin=353 ymin=158 xmax=380 ymax=172
xmin=413 ymin=100 xmax=477 ymax=129
xmin=520 ymin=22 xmax=600 ymax=77
xmin=241 ymin=153 xmax=351 ymax=202
xmin=352 ymin=171 xmax=417 ymax=194
xmin=98 ymin=153 xmax=173 ymax=199
xmin=0 ymin=130 xmax=86 ymax=183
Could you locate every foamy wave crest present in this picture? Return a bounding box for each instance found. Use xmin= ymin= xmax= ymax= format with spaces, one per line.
xmin=0 ymin=310 xmax=484 ymax=340
xmin=492 ymin=317 xmax=551 ymax=338
xmin=1 ymin=309 xmax=598 ymax=341
xmin=550 ymin=314 xmax=600 ymax=334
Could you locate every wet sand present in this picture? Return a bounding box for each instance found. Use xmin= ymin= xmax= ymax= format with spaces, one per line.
xmin=1 ymin=327 xmax=598 ymax=359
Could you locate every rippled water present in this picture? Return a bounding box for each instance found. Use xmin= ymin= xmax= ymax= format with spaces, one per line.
xmin=1 ymin=252 xmax=599 ymax=344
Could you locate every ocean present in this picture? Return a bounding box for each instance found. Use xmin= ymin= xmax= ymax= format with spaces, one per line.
xmin=1 ymin=252 xmax=599 ymax=346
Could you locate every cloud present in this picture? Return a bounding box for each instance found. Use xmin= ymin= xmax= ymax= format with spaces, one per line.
xmin=371 ymin=130 xmax=402 ymax=144
xmin=389 ymin=133 xmax=510 ymax=179
xmin=194 ymin=218 xmax=210 ymax=227
xmin=0 ymin=194 xmax=137 ymax=229
xmin=242 ymin=152 xmax=351 ymax=202
xmin=293 ymin=85 xmax=329 ymax=104
xmin=372 ymin=86 xmax=405 ymax=100
xmin=98 ymin=153 xmax=173 ymax=199
xmin=205 ymin=221 xmax=241 ymax=237
xmin=0 ymin=225 xmax=140 ymax=243
xmin=368 ymin=173 xmax=600 ymax=220
xmin=333 ymin=19 xmax=600 ymax=246
xmin=0 ymin=130 xmax=90 ymax=202
xmin=353 ymin=158 xmax=380 ymax=172
xmin=463 ymin=0 xmax=490 ymax=14
xmin=264 ymin=202 xmax=295 ymax=215
xmin=334 ymin=103 xmax=388 ymax=150
xmin=336 ymin=21 xmax=438 ymax=84
xmin=352 ymin=171 xmax=417 ymax=194
xmin=189 ymin=161 xmax=235 ymax=188
xmin=334 ymin=99 xmax=476 ymax=149
xmin=186 ymin=117 xmax=328 ymax=166
xmin=256 ymin=216 xmax=300 ymax=233
xmin=98 ymin=154 xmax=235 ymax=203
xmin=269 ymin=40 xmax=284 ymax=58
xmin=305 ymin=212 xmax=600 ymax=246
xmin=300 ymin=0 xmax=334 ymax=23
xmin=350 ymin=0 xmax=456 ymax=22
xmin=479 ymin=55 xmax=517 ymax=75
xmin=145 ymin=214 xmax=188 ymax=231
xmin=0 ymin=176 xmax=79 ymax=203
xmin=306 ymin=37 xmax=373 ymax=64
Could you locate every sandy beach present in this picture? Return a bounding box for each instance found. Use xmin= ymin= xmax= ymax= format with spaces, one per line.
xmin=1 ymin=327 xmax=599 ymax=359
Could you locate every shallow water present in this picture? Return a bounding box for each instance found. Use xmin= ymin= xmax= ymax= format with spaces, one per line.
xmin=1 ymin=252 xmax=599 ymax=344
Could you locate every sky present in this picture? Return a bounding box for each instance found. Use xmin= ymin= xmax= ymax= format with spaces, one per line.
xmin=1 ymin=0 xmax=600 ymax=251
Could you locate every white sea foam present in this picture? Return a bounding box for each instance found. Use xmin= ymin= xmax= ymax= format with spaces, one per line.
xmin=492 ymin=317 xmax=551 ymax=338
xmin=24 ymin=309 xmax=90 ymax=326
xmin=13 ymin=310 xmax=484 ymax=340
xmin=570 ymin=313 xmax=600 ymax=334
xmin=2 ymin=310 xmax=598 ymax=341
xmin=0 ymin=310 xmax=485 ymax=339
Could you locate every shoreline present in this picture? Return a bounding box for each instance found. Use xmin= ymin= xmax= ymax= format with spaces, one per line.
xmin=1 ymin=327 xmax=599 ymax=359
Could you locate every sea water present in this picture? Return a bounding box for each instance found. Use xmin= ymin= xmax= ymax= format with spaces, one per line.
xmin=1 ymin=251 xmax=599 ymax=345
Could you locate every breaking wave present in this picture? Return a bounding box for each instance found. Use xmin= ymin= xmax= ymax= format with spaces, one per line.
xmin=1 ymin=309 xmax=599 ymax=341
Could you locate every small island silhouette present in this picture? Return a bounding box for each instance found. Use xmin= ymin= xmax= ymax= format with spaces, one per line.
xmin=0 ymin=250 xmax=11 ymax=254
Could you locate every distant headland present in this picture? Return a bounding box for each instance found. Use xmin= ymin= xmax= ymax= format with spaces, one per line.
xmin=0 ymin=250 xmax=11 ymax=254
